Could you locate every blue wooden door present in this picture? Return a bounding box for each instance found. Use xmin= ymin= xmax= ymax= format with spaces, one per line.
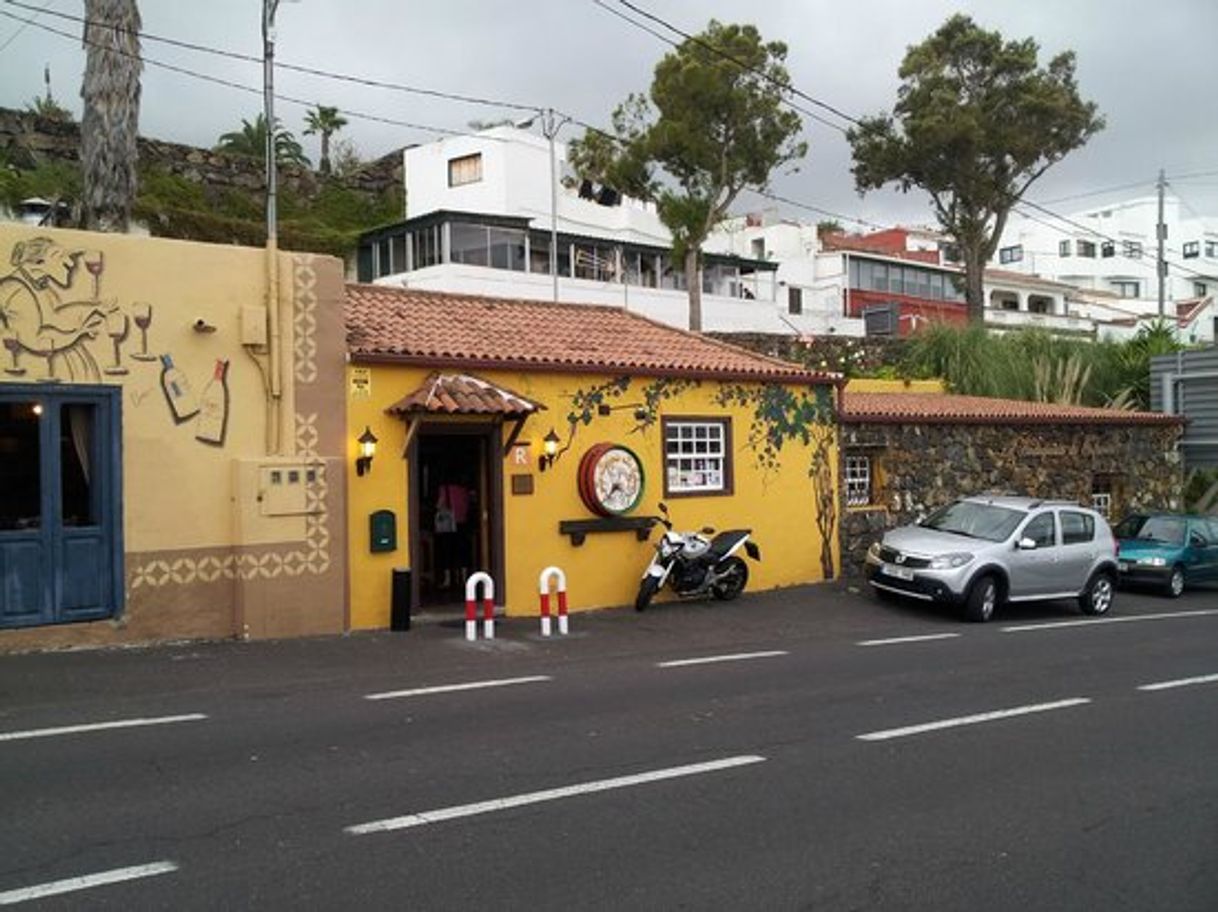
xmin=0 ymin=387 xmax=123 ymax=628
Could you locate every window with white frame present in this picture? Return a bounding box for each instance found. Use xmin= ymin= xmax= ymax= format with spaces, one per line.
xmin=998 ymin=245 xmax=1023 ymax=264
xmin=1059 ymin=239 xmax=1072 ymax=257
xmin=1112 ymin=280 xmax=1140 ymax=298
xmin=1091 ymin=476 xmax=1112 ymax=518
xmin=447 ymin=153 xmax=483 ymax=187
xmin=1077 ymin=240 xmax=1097 ymax=258
xmin=1206 ymin=241 xmax=1218 ymax=259
xmin=1183 ymin=241 xmax=1200 ymax=259
xmin=845 ymin=454 xmax=872 ymax=506
xmin=663 ymin=418 xmax=732 ymax=496
xmin=1123 ymin=240 xmax=1143 ymax=259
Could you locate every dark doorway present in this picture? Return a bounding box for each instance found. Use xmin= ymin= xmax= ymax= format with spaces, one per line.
xmin=411 ymin=426 xmax=503 ymax=611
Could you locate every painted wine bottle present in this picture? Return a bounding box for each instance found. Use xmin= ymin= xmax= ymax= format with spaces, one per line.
xmin=195 ymin=358 xmax=230 ymax=446
xmin=159 ymin=353 xmax=200 ymax=423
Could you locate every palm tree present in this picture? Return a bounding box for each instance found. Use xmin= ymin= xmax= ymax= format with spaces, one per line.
xmin=80 ymin=0 xmax=142 ymax=231
xmin=303 ymin=105 xmax=348 ymax=175
xmin=216 ymin=114 xmax=310 ymax=168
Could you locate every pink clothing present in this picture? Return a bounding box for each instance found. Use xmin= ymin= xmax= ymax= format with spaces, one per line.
xmin=439 ymin=484 xmax=471 ymax=524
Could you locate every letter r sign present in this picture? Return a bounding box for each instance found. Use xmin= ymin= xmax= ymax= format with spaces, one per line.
xmin=512 ymin=444 xmax=529 ymax=466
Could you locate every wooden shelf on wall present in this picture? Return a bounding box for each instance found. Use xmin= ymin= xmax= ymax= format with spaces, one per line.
xmin=558 ymin=517 xmax=657 ymax=546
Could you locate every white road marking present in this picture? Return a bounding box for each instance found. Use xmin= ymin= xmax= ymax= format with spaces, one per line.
xmin=857 ymin=698 xmax=1092 ymax=742
xmin=364 ymin=675 xmax=552 ymax=701
xmin=656 ymin=650 xmax=788 ymax=668
xmin=345 ymin=754 xmax=766 ymax=835
xmin=1003 ymin=609 xmax=1218 ymax=633
xmin=0 ymin=861 xmax=178 ymax=905
xmin=0 ymin=714 xmax=207 ymax=744
xmin=857 ymin=633 xmax=962 ymax=646
xmin=1137 ymin=673 xmax=1218 ymax=692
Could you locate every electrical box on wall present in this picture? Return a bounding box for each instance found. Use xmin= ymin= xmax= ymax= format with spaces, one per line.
xmin=241 ymin=305 xmax=268 ymax=346
xmin=370 ymin=510 xmax=397 ymax=553
xmin=259 ymin=464 xmax=322 ymax=516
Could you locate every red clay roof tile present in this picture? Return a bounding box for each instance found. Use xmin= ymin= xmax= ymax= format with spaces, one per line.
xmin=840 ymin=391 xmax=1181 ymax=426
xmin=386 ymin=373 xmax=544 ymax=416
xmin=345 ymin=285 xmax=834 ymax=384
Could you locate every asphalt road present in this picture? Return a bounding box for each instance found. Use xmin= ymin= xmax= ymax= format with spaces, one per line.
xmin=1 ymin=582 xmax=1216 ymax=910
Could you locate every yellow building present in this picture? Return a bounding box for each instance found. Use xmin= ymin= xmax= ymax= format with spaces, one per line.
xmin=0 ymin=225 xmax=348 ymax=650
xmin=345 ymin=285 xmax=841 ymax=627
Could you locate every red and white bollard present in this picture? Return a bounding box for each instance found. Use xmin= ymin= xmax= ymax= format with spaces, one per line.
xmin=538 ymin=566 xmax=569 ymax=637
xmin=464 ymin=572 xmax=495 ymax=641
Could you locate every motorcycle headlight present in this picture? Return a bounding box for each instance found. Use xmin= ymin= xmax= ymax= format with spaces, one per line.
xmin=930 ymin=552 xmax=974 ymax=570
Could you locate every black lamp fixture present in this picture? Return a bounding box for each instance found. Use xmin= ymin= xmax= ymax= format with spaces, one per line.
xmin=355 ymin=426 xmax=378 ymax=477
xmin=539 ymin=428 xmax=561 ymax=472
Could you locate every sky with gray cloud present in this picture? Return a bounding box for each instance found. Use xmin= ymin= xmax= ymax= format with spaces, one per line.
xmin=2 ymin=0 xmax=1215 ymax=229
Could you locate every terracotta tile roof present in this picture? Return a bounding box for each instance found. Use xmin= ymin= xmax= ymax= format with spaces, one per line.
xmin=840 ymin=392 xmax=1182 ymax=426
xmin=386 ymin=372 xmax=544 ymax=416
xmin=345 ymin=284 xmax=834 ymax=383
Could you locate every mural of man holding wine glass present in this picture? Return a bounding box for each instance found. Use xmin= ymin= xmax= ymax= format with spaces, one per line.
xmin=0 ymin=236 xmax=119 ymax=380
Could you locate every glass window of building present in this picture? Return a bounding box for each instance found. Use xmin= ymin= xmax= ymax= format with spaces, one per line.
xmin=447 ymin=153 xmax=482 ymax=187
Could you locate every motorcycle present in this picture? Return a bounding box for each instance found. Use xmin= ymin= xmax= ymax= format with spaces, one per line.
xmin=634 ymin=502 xmax=761 ymax=611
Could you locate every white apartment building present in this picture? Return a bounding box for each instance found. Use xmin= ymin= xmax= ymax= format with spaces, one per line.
xmin=356 ymin=126 xmax=863 ymax=336
xmin=995 ymin=195 xmax=1218 ymax=312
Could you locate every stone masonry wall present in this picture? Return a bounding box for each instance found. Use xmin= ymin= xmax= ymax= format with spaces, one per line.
xmin=0 ymin=107 xmax=402 ymax=202
xmin=839 ymin=422 xmax=1183 ymax=577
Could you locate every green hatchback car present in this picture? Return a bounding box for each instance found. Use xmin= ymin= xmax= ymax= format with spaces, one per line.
xmin=1114 ymin=513 xmax=1218 ymax=597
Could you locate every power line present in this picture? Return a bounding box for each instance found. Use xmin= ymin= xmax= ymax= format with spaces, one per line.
xmin=1033 ymin=178 xmax=1155 ymax=207
xmin=0 ymin=0 xmax=52 ymax=54
xmin=0 ymin=0 xmax=542 ymax=114
xmin=589 ymin=0 xmax=852 ymax=134
xmin=0 ymin=8 xmax=476 ymax=139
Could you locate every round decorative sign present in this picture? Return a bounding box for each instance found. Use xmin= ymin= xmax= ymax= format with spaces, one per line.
xmin=578 ymin=443 xmax=645 ymax=517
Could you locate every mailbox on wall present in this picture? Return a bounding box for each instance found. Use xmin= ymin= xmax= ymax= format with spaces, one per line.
xmin=370 ymin=509 xmax=397 ymax=553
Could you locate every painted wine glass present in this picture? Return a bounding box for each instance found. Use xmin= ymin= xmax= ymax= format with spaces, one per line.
xmin=84 ymin=250 xmax=105 ymax=300
xmin=105 ymin=309 xmax=129 ymax=375
xmin=3 ymin=335 xmax=25 ymax=375
xmin=131 ymin=302 xmax=154 ymax=361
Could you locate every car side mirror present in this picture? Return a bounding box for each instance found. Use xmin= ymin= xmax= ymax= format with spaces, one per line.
xmin=1017 ymin=537 xmax=1037 ymax=550
xmin=658 ymin=502 xmax=669 ymax=515
xmin=701 ymin=526 xmax=715 ymax=535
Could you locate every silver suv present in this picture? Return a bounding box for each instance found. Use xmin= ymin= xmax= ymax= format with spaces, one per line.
xmin=865 ymin=495 xmax=1118 ymax=622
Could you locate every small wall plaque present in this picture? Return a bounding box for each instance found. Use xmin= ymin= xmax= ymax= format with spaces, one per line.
xmin=511 ymin=474 xmax=535 ymax=495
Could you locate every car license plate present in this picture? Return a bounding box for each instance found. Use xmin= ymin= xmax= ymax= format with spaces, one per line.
xmin=882 ymin=563 xmax=914 ymax=581
xmin=1117 ymin=561 xmax=1128 ymax=572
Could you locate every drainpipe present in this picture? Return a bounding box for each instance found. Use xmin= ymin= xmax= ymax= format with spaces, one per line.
xmin=263 ymin=0 xmax=283 ymax=455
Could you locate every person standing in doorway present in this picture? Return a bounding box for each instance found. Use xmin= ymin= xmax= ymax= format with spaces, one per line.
xmin=434 ymin=475 xmax=475 ymax=590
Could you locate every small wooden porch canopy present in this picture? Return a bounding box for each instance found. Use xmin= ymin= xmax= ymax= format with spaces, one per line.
xmin=384 ymin=372 xmax=546 ymax=454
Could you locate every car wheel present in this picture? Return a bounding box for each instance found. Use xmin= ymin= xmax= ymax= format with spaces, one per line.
xmin=964 ymin=575 xmax=999 ymax=623
xmin=1164 ymin=565 xmax=1185 ymax=599
xmin=1080 ymin=571 xmax=1115 ymax=616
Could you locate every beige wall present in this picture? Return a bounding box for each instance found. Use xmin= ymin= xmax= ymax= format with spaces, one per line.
xmin=0 ymin=226 xmax=347 ymax=649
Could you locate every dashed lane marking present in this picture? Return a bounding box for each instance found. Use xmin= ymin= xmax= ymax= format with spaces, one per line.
xmin=345 ymin=755 xmax=767 ymax=834
xmin=857 ymin=633 xmax=962 ymax=646
xmin=1002 ymin=609 xmax=1218 ymax=633
xmin=364 ymin=675 xmax=553 ymax=700
xmin=857 ymin=698 xmax=1092 ymax=742
xmin=0 ymin=714 xmax=208 ymax=744
xmin=1137 ymin=673 xmax=1218 ymax=692
xmin=656 ymin=651 xmax=788 ymax=668
xmin=0 ymin=862 xmax=178 ymax=905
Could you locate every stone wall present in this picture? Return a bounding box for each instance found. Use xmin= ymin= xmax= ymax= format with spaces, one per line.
xmin=839 ymin=421 xmax=1184 ymax=577
xmin=0 ymin=107 xmax=402 ymax=205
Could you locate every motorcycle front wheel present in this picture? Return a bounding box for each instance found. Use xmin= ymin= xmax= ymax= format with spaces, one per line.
xmin=711 ymin=556 xmax=748 ymax=600
xmin=635 ymin=576 xmax=660 ymax=612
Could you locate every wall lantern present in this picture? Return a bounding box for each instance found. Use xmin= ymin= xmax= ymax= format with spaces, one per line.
xmin=356 ymin=426 xmax=378 ymax=476
xmin=539 ymin=428 xmax=561 ymax=472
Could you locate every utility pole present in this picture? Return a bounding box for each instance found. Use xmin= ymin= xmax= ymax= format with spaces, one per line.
xmin=540 ymin=109 xmax=570 ymax=303
xmin=1157 ymin=167 xmax=1167 ymax=318
xmin=262 ymin=0 xmax=284 ymax=454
